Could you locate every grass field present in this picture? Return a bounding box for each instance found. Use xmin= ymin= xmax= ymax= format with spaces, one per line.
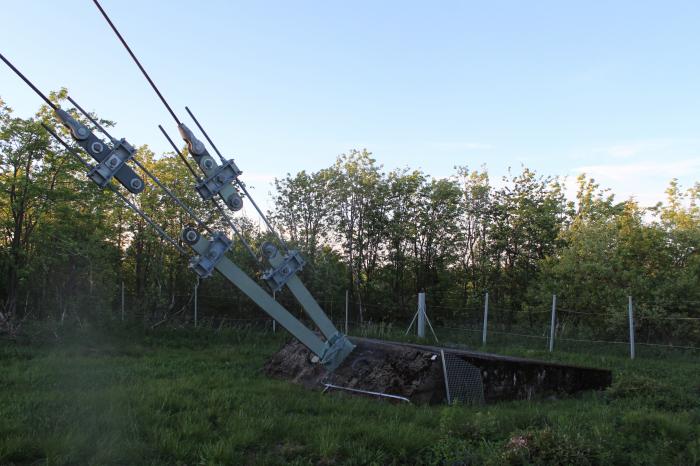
xmin=1 ymin=324 xmax=699 ymax=465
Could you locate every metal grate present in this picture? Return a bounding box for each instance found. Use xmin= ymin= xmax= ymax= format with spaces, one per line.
xmin=440 ymin=350 xmax=485 ymax=405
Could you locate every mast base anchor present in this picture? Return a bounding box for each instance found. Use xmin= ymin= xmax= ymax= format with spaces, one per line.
xmin=320 ymin=332 xmax=356 ymax=372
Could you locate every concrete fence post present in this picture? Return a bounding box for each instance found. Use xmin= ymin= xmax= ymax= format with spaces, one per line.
xmin=417 ymin=291 xmax=426 ymax=338
xmin=549 ymin=294 xmax=557 ymax=352
xmin=628 ymin=296 xmax=635 ymax=359
xmin=482 ymin=291 xmax=489 ymax=345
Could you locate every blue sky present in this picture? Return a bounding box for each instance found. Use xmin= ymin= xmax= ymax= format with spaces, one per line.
xmin=2 ymin=0 xmax=699 ymax=211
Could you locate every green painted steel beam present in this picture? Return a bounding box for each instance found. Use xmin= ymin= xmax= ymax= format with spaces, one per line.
xmin=190 ymin=236 xmax=327 ymax=358
xmin=267 ymin=253 xmax=338 ymax=341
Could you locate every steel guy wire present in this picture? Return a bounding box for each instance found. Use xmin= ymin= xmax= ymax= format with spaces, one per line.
xmin=1 ymin=51 xmax=185 ymax=256
xmin=184 ymin=105 xmax=289 ymax=252
xmin=67 ymin=95 xmax=215 ymax=236
xmin=41 ymin=124 xmax=188 ymax=256
xmin=90 ymin=0 xmax=288 ymax=256
xmin=158 ymin=124 xmax=262 ymax=267
xmin=91 ymin=0 xmax=181 ymax=126
xmin=0 ymin=52 xmax=57 ymax=110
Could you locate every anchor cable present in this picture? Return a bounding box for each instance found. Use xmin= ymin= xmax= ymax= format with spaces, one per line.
xmin=91 ymin=1 xmax=285 ymax=256
xmin=157 ymin=125 xmax=200 ymax=180
xmin=159 ymin=126 xmax=263 ymax=266
xmin=42 ymin=123 xmax=189 ymax=256
xmin=91 ymin=0 xmax=181 ymax=126
xmin=68 ymin=95 xmax=215 ymax=236
xmin=0 ymin=52 xmax=57 ymax=110
xmin=184 ymin=106 xmax=289 ymax=251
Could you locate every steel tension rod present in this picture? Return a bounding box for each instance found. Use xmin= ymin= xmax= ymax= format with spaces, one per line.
xmin=158 ymin=125 xmax=262 ymax=266
xmin=91 ymin=0 xmax=180 ymax=125
xmin=184 ymin=106 xmax=289 ymax=252
xmin=42 ymin=124 xmax=189 ymax=256
xmin=1 ymin=51 xmax=145 ymax=195
xmin=67 ymin=96 xmax=216 ymax=237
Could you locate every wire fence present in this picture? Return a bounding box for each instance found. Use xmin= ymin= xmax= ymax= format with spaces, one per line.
xmin=108 ymin=287 xmax=700 ymax=359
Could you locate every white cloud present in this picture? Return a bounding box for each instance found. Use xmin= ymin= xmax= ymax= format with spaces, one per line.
xmin=578 ymin=158 xmax=700 ymax=181
xmin=572 ymin=158 xmax=700 ymax=207
xmin=595 ymin=138 xmax=700 ymax=159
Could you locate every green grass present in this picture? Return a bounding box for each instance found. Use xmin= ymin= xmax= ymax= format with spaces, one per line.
xmin=1 ymin=324 xmax=699 ymax=465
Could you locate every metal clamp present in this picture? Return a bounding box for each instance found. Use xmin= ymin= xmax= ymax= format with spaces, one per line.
xmin=87 ymin=139 xmax=137 ymax=188
xmin=185 ymin=229 xmax=232 ymax=279
xmin=262 ymin=249 xmax=305 ymax=292
xmin=55 ymin=107 xmax=145 ymax=194
xmin=194 ymin=159 xmax=243 ymax=209
xmin=55 ymin=108 xmax=89 ymax=140
xmin=178 ymin=123 xmax=206 ymax=156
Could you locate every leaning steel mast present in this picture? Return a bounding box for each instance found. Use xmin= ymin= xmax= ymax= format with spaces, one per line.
xmin=1 ymin=44 xmax=354 ymax=370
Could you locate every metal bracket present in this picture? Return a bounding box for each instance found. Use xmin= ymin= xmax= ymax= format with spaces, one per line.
xmin=55 ymin=108 xmax=89 ymax=140
xmin=55 ymin=108 xmax=145 ymax=194
xmin=87 ymin=139 xmax=136 ymax=188
xmin=183 ymin=228 xmax=232 ymax=279
xmin=178 ymin=123 xmax=207 ymax=156
xmin=177 ymin=123 xmax=244 ymax=210
xmin=262 ymin=247 xmax=306 ymax=293
xmin=194 ymin=159 xmax=243 ymax=206
xmin=319 ymin=332 xmax=356 ymax=372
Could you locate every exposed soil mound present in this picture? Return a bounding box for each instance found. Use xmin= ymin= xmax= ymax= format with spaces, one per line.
xmin=265 ymin=337 xmax=613 ymax=404
xmin=264 ymin=337 xmax=445 ymax=404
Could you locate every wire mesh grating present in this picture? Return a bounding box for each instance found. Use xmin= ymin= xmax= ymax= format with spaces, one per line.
xmin=441 ymin=350 xmax=485 ymax=405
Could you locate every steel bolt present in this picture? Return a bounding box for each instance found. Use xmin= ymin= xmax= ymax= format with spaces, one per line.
xmin=228 ymin=194 xmax=243 ymax=211
xmin=91 ymin=142 xmax=104 ymax=154
xmin=261 ymin=242 xmax=277 ymax=259
xmin=202 ymin=158 xmax=214 ymax=170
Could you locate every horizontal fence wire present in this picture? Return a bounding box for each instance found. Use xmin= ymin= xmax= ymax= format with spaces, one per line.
xmin=100 ymin=289 xmax=700 ymax=354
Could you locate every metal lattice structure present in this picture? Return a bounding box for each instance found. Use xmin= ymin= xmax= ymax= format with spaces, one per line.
xmin=440 ymin=350 xmax=485 ymax=405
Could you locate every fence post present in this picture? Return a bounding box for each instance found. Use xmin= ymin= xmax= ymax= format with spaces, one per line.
xmin=417 ymin=291 xmax=426 ymax=338
xmin=345 ymin=289 xmax=349 ymax=334
xmin=482 ymin=292 xmax=489 ymax=345
xmin=121 ymin=281 xmax=125 ymax=322
xmin=549 ymin=294 xmax=557 ymax=352
xmin=194 ymin=278 xmax=199 ymax=328
xmin=628 ymin=295 xmax=635 ymax=359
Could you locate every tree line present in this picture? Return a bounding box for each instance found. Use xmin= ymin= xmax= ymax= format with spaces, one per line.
xmin=1 ymin=95 xmax=699 ymax=344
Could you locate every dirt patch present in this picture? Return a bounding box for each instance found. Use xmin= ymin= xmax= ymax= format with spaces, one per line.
xmin=264 ymin=337 xmax=445 ymax=404
xmin=265 ymin=337 xmax=613 ymax=404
